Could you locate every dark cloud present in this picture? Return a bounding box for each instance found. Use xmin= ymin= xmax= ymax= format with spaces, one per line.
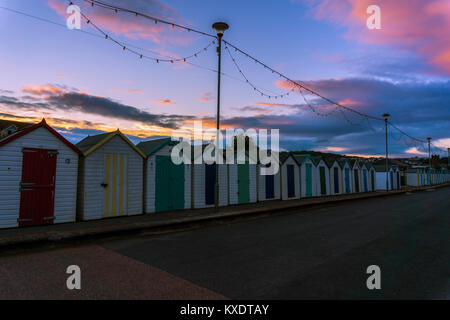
xmin=47 ymin=92 xmax=193 ymax=128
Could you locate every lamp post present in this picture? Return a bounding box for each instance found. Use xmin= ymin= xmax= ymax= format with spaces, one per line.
xmin=383 ymin=113 xmax=390 ymax=192
xmin=212 ymin=22 xmax=229 ymax=210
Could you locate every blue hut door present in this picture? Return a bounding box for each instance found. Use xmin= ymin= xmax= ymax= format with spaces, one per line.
xmin=333 ymin=167 xmax=339 ymax=193
xmin=345 ymin=168 xmax=350 ymax=193
xmin=287 ymin=164 xmax=295 ymax=198
xmin=363 ymin=169 xmax=368 ymax=192
xmin=397 ymin=171 xmax=400 ymax=189
xmin=205 ymin=164 xmax=216 ymax=205
xmin=265 ymin=172 xmax=275 ymax=199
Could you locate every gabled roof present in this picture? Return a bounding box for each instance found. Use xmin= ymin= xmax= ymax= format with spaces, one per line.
xmin=136 ymin=137 xmax=174 ymax=157
xmin=0 ymin=119 xmax=81 ymax=155
xmin=280 ymin=152 xmax=297 ymax=165
xmin=77 ymin=130 xmax=145 ymax=158
xmin=292 ymin=153 xmax=313 ymax=166
xmin=311 ymin=156 xmax=324 ymax=166
xmin=338 ymin=158 xmax=350 ymax=167
xmin=324 ymin=158 xmax=338 ymax=168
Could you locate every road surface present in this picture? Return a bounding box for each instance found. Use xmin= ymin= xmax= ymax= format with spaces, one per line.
xmin=0 ymin=187 xmax=448 ymax=299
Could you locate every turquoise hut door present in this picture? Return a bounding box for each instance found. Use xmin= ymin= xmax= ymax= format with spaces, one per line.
xmin=155 ymin=155 xmax=184 ymax=212
xmin=305 ymin=164 xmax=312 ymax=197
xmin=238 ymin=163 xmax=250 ymax=204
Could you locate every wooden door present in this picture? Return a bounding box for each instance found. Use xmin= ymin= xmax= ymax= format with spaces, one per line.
xmin=19 ymin=148 xmax=57 ymax=227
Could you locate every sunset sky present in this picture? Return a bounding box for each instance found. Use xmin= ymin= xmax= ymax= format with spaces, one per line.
xmin=0 ymin=0 xmax=449 ymax=157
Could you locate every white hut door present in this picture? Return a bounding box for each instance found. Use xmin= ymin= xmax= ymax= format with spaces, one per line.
xmin=104 ymin=154 xmax=129 ymax=217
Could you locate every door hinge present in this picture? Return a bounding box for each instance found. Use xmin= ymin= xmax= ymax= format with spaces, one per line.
xmin=19 ymin=188 xmax=33 ymax=192
xmin=17 ymin=218 xmax=33 ymax=222
xmin=43 ymin=217 xmax=55 ymax=221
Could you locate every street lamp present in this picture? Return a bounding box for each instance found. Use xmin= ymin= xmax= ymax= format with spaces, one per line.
xmin=212 ymin=22 xmax=229 ymax=210
xmin=383 ymin=113 xmax=390 ymax=192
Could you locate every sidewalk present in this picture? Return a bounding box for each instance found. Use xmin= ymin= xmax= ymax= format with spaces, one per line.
xmin=0 ymin=183 xmax=448 ymax=251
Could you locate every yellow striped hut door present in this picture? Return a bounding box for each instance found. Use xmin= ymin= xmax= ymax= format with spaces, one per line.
xmin=104 ymin=154 xmax=129 ymax=217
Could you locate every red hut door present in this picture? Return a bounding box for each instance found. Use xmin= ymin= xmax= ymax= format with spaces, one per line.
xmin=19 ymin=148 xmax=57 ymax=227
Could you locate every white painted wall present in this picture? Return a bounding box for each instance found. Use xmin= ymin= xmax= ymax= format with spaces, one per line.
xmin=144 ymin=144 xmax=191 ymax=213
xmin=281 ymin=156 xmax=300 ymax=200
xmin=375 ymin=169 xmax=395 ymax=190
xmin=0 ymin=127 xmax=79 ymax=228
xmin=78 ymin=135 xmax=143 ymax=221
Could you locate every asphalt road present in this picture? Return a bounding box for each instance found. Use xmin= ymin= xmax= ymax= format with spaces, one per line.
xmin=1 ymin=187 xmax=449 ymax=299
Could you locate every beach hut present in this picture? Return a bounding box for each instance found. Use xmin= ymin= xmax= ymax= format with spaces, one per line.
xmin=374 ymin=164 xmax=395 ymax=191
xmin=0 ymin=119 xmax=80 ymax=228
xmin=280 ymin=153 xmax=300 ymax=200
xmin=191 ymin=146 xmax=228 ymax=208
xmin=294 ymin=154 xmax=317 ymax=198
xmin=76 ymin=130 xmax=145 ymax=220
xmin=258 ymin=151 xmax=281 ymax=201
xmin=227 ymin=151 xmax=258 ymax=205
xmin=360 ymin=162 xmax=370 ymax=193
xmin=338 ymin=159 xmax=352 ymax=194
xmin=326 ymin=159 xmax=343 ymax=195
xmin=350 ymin=160 xmax=362 ymax=193
xmin=313 ymin=157 xmax=330 ymax=196
xmin=137 ymin=138 xmax=191 ymax=213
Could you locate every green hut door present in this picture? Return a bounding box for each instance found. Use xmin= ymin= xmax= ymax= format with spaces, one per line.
xmin=305 ymin=164 xmax=312 ymax=197
xmin=155 ymin=155 xmax=184 ymax=212
xmin=238 ymin=164 xmax=250 ymax=204
xmin=319 ymin=166 xmax=326 ymax=195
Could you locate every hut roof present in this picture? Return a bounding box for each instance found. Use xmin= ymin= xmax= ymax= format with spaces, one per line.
xmin=136 ymin=137 xmax=174 ymax=157
xmin=77 ymin=130 xmax=145 ymax=158
xmin=0 ymin=119 xmax=81 ymax=154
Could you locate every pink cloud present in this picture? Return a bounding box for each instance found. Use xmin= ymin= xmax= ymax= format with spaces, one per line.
xmin=198 ymin=92 xmax=214 ymax=102
xmin=302 ymin=0 xmax=450 ymax=74
xmin=154 ymin=99 xmax=176 ymax=105
xmin=48 ymin=0 xmax=192 ymax=45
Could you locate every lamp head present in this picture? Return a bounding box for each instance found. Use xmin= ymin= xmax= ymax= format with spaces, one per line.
xmin=382 ymin=113 xmax=390 ymax=119
xmin=212 ymin=22 xmax=229 ymax=36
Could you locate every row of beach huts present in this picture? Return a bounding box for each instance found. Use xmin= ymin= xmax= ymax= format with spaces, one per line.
xmin=0 ymin=119 xmax=448 ymax=229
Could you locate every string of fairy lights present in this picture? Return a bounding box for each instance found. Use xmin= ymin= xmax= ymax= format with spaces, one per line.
xmin=3 ymin=0 xmax=449 ymax=156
